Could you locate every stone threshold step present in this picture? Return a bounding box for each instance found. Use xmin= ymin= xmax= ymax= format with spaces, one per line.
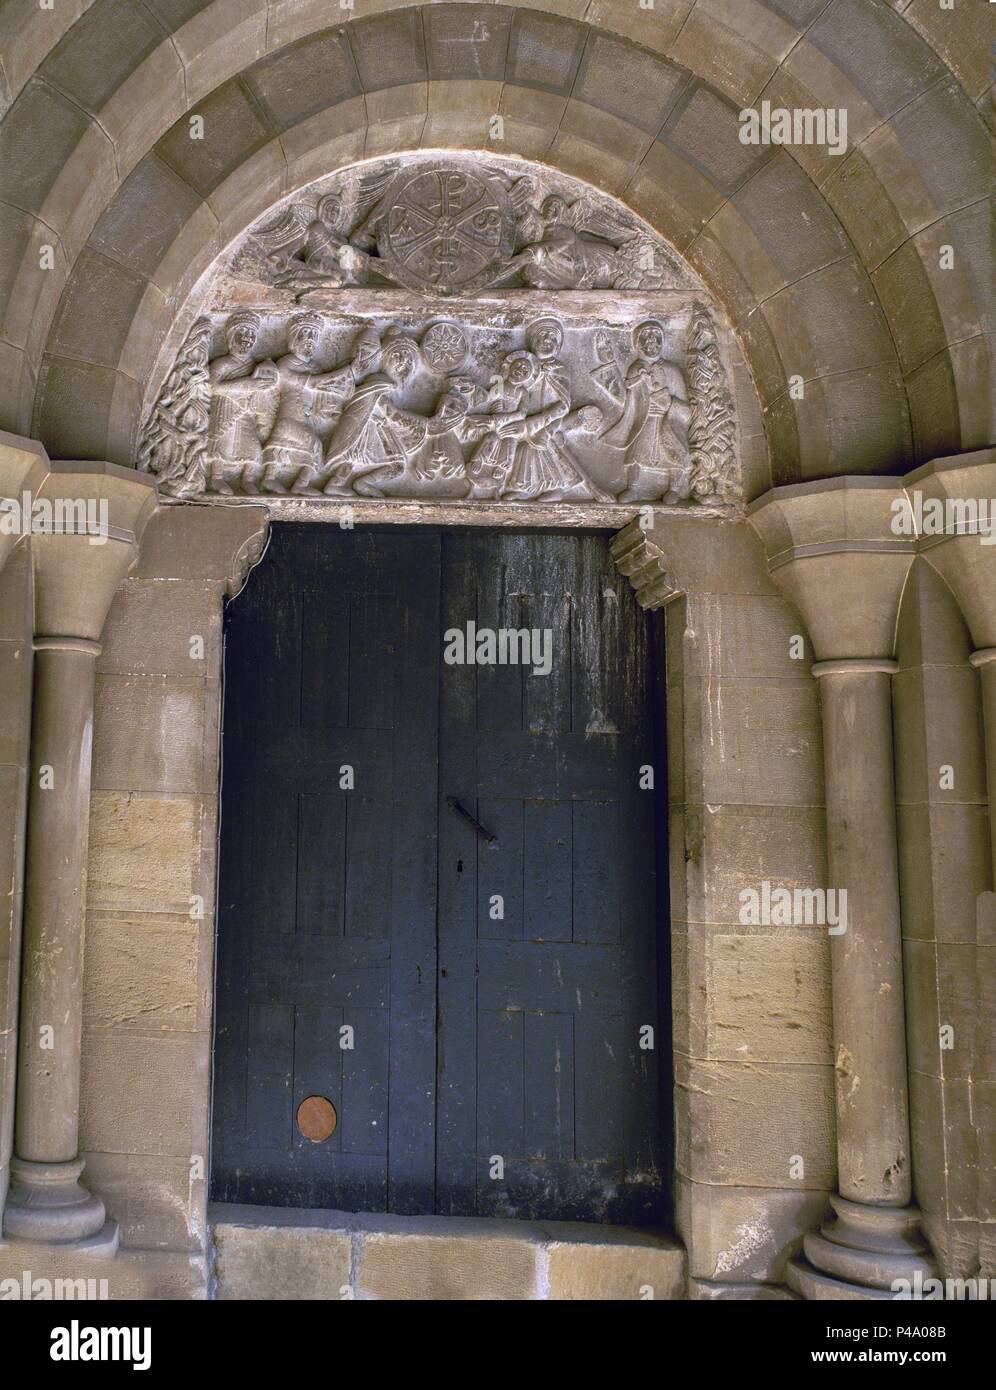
xmin=210 ymin=1203 xmax=686 ymax=1301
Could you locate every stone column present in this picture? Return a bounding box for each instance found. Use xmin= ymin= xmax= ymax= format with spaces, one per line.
xmin=3 ymin=463 xmax=157 ymax=1252
xmin=907 ymin=451 xmax=996 ymax=878
xmin=749 ymin=478 xmax=935 ymax=1299
xmin=0 ymin=433 xmax=50 ymax=1222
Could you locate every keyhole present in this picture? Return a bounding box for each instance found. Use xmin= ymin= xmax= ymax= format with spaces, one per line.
xmin=456 ymin=858 xmax=464 ymax=874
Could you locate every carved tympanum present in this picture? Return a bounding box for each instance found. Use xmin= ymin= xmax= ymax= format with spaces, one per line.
xmin=137 ymin=155 xmax=740 ymax=510
xmin=138 ymin=306 xmax=739 ymax=507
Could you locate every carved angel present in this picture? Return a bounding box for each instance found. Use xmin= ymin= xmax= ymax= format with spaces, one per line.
xmin=487 ymin=183 xmax=646 ymax=290
xmin=136 ymin=318 xmax=212 ymax=498
xmin=253 ymin=170 xmax=396 ymax=294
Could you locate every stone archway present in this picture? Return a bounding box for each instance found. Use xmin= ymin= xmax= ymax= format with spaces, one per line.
xmin=0 ymin=0 xmax=991 ymax=1301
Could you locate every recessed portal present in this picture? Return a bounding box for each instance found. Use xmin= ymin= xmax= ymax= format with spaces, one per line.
xmin=210 ymin=524 xmax=670 ymax=1224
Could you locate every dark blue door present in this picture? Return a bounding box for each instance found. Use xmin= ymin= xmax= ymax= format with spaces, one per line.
xmin=211 ymin=524 xmax=668 ymax=1223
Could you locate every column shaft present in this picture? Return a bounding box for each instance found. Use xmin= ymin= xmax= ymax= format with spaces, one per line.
xmin=817 ymin=662 xmax=911 ymax=1206
xmin=14 ymin=641 xmax=98 ymax=1163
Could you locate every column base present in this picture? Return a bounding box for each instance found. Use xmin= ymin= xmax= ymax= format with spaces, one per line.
xmin=790 ymin=1193 xmax=935 ymax=1299
xmin=2 ymin=1156 xmax=115 ymax=1250
xmin=787 ymin=1256 xmax=899 ymax=1301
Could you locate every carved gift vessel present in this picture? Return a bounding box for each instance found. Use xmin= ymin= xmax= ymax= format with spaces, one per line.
xmin=137 ymin=154 xmax=742 ymax=513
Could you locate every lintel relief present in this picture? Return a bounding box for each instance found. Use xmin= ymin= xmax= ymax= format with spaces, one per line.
xmin=137 ymin=155 xmax=742 ymax=512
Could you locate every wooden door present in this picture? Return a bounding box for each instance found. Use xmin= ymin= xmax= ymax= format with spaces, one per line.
xmin=211 ymin=525 xmax=667 ymax=1223
xmin=211 ymin=525 xmax=440 ymax=1213
xmin=436 ymin=532 xmax=664 ymax=1223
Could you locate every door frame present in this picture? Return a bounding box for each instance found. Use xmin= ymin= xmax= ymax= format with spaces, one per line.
xmin=208 ymin=518 xmax=674 ymax=1226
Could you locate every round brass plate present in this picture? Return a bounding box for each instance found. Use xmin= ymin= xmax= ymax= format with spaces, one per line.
xmin=297 ymin=1095 xmax=337 ymax=1143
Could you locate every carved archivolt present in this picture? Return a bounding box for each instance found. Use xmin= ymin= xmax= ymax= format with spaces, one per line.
xmin=137 ymin=154 xmax=741 ymax=513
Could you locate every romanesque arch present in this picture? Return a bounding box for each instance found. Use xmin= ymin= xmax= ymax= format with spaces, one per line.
xmin=0 ymin=0 xmax=991 ymax=1305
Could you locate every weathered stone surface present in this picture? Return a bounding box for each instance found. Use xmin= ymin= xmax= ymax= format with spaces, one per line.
xmin=133 ymin=504 xmax=268 ymax=589
xmin=669 ymin=1 xmax=789 ymax=109
xmin=348 ymin=10 xmax=427 ymax=91
xmin=0 ymin=1243 xmax=207 ymax=1299
xmin=98 ymin=578 xmax=224 ymax=679
xmin=82 ymin=915 xmax=200 ymax=1035
xmin=0 ymin=78 xmax=91 ymax=216
xmin=676 ymin=804 xmax=827 ymax=927
xmin=49 ymin=251 xmax=149 ymax=370
xmin=215 ymin=1219 xmax=352 ymax=1300
xmin=706 ymin=933 xmax=832 ymax=1065
xmin=688 ymin=1277 xmax=799 ymax=1300
xmin=358 ymin=1228 xmax=537 ymax=1300
xmin=575 ymin=32 xmax=685 ymax=134
xmin=544 ymin=1230 xmax=685 ymax=1300
xmin=87 ymin=792 xmax=205 ymax=914
xmin=82 ymin=1150 xmax=203 ymax=1252
xmin=662 ymin=86 xmax=774 ymax=195
xmin=897 ymin=803 xmax=991 ymax=947
xmin=92 ymin=675 xmax=217 ymax=796
xmin=675 ymin=1055 xmax=836 ymax=1188
xmin=211 ymin=1207 xmax=685 ymax=1300
xmin=88 ymin=154 xmax=204 ymax=281
xmin=423 ymin=4 xmax=511 ymax=82
xmin=807 ymin=0 xmax=946 ymax=119
xmin=39 ymin=0 xmax=166 ymax=115
xmin=677 ymin=1175 xmax=830 ymax=1282
xmin=155 ymin=79 xmax=272 ymax=198
xmin=79 ymin=1032 xmax=204 ymax=1156
xmin=507 ymin=10 xmax=587 ymax=94
xmin=242 ymin=29 xmax=360 ymax=132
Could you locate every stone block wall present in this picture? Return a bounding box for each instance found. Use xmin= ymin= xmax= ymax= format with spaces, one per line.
xmin=75 ymin=504 xmax=266 ymax=1294
xmin=647 ymin=513 xmax=835 ymax=1290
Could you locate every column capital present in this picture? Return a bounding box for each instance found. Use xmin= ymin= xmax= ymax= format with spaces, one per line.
xmin=904 ymin=448 xmax=996 ymax=651
xmin=747 ymin=477 xmax=915 ymax=661
xmin=30 ymin=462 xmax=158 ymax=642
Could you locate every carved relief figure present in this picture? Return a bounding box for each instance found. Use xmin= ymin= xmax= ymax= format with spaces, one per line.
xmin=320 ymin=331 xmax=427 ymax=496
xmin=494 ymin=191 xmax=622 ymax=289
xmin=356 ymin=382 xmax=491 ymax=500
xmin=136 ymin=306 xmax=740 ymax=509
xmin=254 ymin=173 xmax=395 ymax=294
xmin=596 ymin=321 xmax=693 ymax=504
xmin=476 ymin=321 xmax=612 ymax=502
xmin=229 ymin=157 xmax=690 ymax=297
xmin=206 ymin=313 xmax=279 ymax=495
xmin=261 ymin=315 xmax=379 ymax=496
xmin=465 ymin=350 xmax=537 ymax=499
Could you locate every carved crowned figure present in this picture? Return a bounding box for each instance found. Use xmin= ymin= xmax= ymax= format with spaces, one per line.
xmin=206 ymin=312 xmax=278 ymax=495
xmin=260 ymin=314 xmax=379 ymax=496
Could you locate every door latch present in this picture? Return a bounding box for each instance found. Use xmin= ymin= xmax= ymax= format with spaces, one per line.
xmin=446 ymin=796 xmax=498 ymax=847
